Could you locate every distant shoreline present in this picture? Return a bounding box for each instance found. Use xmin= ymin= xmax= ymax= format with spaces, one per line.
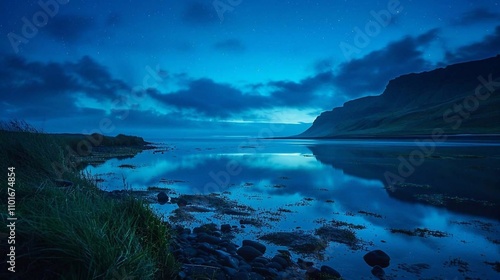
xmin=272 ymin=134 xmax=500 ymax=141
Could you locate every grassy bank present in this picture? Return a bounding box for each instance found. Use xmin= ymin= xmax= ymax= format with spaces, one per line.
xmin=0 ymin=122 xmax=178 ymax=279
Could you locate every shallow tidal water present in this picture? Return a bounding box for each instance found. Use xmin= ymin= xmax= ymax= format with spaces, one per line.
xmin=86 ymin=138 xmax=500 ymax=279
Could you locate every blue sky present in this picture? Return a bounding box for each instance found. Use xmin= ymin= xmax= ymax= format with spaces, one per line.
xmin=1 ymin=0 xmax=499 ymax=137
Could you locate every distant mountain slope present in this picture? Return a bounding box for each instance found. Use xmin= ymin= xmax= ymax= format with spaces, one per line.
xmin=299 ymin=55 xmax=500 ymax=138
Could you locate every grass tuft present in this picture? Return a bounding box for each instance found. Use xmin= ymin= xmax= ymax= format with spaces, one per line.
xmin=0 ymin=121 xmax=178 ymax=279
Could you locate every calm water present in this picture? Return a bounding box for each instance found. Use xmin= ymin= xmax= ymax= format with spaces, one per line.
xmin=86 ymin=138 xmax=500 ymax=279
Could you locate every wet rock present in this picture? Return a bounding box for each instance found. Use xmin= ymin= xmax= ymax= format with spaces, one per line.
xmin=267 ymin=261 xmax=283 ymax=270
xmin=231 ymin=272 xmax=249 ymax=280
xmin=305 ymin=267 xmax=321 ymax=279
xmin=252 ymin=256 xmax=270 ymax=265
xmin=371 ymin=265 xmax=385 ymax=279
xmin=297 ymin=258 xmax=314 ymax=269
xmin=223 ymin=266 xmax=238 ymax=277
xmin=364 ymin=250 xmax=391 ymax=268
xmin=259 ymin=232 xmax=326 ymax=254
xmin=197 ymin=233 xmax=223 ymax=245
xmin=221 ymin=224 xmax=232 ymax=233
xmin=271 ymin=255 xmax=290 ymax=268
xmin=157 ymin=191 xmax=169 ymax=204
xmin=320 ymin=265 xmax=341 ymax=278
xmin=176 ymin=197 xmax=188 ymax=207
xmin=237 ymin=246 xmax=263 ymax=262
xmin=252 ymin=266 xmax=278 ymax=278
xmin=183 ymin=247 xmax=198 ymax=258
xmin=243 ymin=240 xmax=267 ymax=254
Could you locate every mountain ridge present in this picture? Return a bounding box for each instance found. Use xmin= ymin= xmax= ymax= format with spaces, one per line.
xmin=298 ymin=55 xmax=500 ymax=138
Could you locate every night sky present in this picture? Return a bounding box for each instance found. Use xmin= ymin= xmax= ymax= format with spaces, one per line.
xmin=1 ymin=0 xmax=499 ymax=137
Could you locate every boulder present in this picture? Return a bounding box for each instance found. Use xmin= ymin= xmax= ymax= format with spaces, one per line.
xmin=363 ymin=250 xmax=390 ymax=268
xmin=320 ymin=265 xmax=342 ymax=278
xmin=157 ymin=191 xmax=169 ymax=204
xmin=221 ymin=224 xmax=232 ymax=233
xmin=237 ymin=246 xmax=263 ymax=262
xmin=242 ymin=240 xmax=266 ymax=254
xmin=371 ymin=265 xmax=385 ymax=279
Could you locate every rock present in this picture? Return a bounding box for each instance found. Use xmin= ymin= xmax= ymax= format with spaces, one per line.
xmin=320 ymin=265 xmax=341 ymax=278
xmin=223 ymin=266 xmax=238 ymax=277
xmin=305 ymin=267 xmax=321 ymax=279
xmin=252 ymin=267 xmax=278 ymax=278
xmin=231 ymin=272 xmax=249 ymax=280
xmin=243 ymin=240 xmax=267 ymax=254
xmin=189 ymin=257 xmax=205 ymax=265
xmin=247 ymin=272 xmax=265 ymax=280
xmin=197 ymin=233 xmax=222 ymax=245
xmin=267 ymin=261 xmax=283 ymax=270
xmin=197 ymin=242 xmax=216 ymax=254
xmin=271 ymin=255 xmax=289 ymax=268
xmin=183 ymin=247 xmax=198 ymax=258
xmin=259 ymin=232 xmax=326 ymax=255
xmin=237 ymin=246 xmax=263 ymax=262
xmin=363 ymin=250 xmax=390 ymax=268
xmin=251 ymin=262 xmax=265 ymax=268
xmin=176 ymin=197 xmax=188 ymax=207
xmin=252 ymin=257 xmax=269 ymax=266
xmin=221 ymin=224 xmax=232 ymax=233
xmin=157 ymin=191 xmax=169 ymax=204
xmin=371 ymin=265 xmax=385 ymax=279
xmin=193 ymin=223 xmax=218 ymax=234
xmin=297 ymin=258 xmax=314 ymax=269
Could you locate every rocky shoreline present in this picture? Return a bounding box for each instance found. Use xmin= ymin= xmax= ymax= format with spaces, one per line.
xmin=170 ymin=223 xmax=345 ymax=280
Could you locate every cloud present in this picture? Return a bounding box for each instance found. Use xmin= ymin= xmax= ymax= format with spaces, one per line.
xmin=451 ymin=8 xmax=500 ymax=26
xmin=445 ymin=26 xmax=500 ymax=64
xmin=333 ymin=29 xmax=439 ymax=97
xmin=181 ymin=1 xmax=217 ymax=25
xmin=0 ymin=55 xmax=128 ymax=121
xmin=213 ymin=39 xmax=246 ymax=52
xmin=68 ymin=56 xmax=129 ymax=99
xmin=45 ymin=15 xmax=94 ymax=42
xmin=149 ymin=79 xmax=269 ymax=118
xmin=268 ymin=72 xmax=334 ymax=106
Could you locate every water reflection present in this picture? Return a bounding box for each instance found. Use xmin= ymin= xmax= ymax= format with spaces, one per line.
xmin=86 ymin=139 xmax=500 ymax=279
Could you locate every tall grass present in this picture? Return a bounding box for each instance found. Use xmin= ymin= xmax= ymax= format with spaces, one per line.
xmin=0 ymin=121 xmax=178 ymax=279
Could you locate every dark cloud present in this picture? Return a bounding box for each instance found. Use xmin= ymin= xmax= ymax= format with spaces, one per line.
xmin=445 ymin=26 xmax=500 ymax=64
xmin=68 ymin=56 xmax=129 ymax=99
xmin=45 ymin=15 xmax=94 ymax=42
xmin=269 ymin=72 xmax=334 ymax=106
xmin=0 ymin=55 xmax=128 ymax=121
xmin=149 ymin=79 xmax=269 ymax=118
xmin=451 ymin=8 xmax=500 ymax=26
xmin=181 ymin=1 xmax=217 ymax=25
xmin=213 ymin=39 xmax=245 ymax=52
xmin=147 ymin=71 xmax=339 ymax=119
xmin=333 ymin=29 xmax=439 ymax=97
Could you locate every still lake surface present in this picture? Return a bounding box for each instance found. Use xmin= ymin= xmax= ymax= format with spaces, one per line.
xmin=86 ymin=138 xmax=500 ymax=279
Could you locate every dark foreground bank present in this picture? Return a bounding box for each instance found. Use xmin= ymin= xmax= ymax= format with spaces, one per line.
xmin=0 ymin=122 xmax=177 ymax=279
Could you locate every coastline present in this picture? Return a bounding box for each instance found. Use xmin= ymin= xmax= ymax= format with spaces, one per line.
xmin=273 ymin=134 xmax=500 ymax=142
